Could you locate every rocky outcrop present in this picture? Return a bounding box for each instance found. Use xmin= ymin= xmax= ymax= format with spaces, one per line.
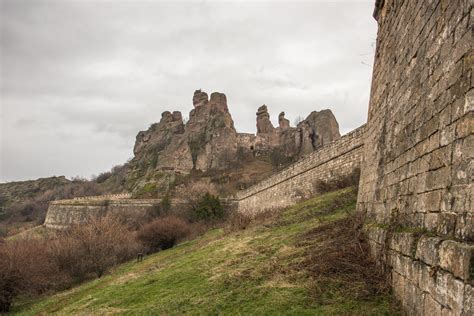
xmin=192 ymin=89 xmax=208 ymax=108
xmin=278 ymin=112 xmax=290 ymax=130
xmin=295 ymin=110 xmax=340 ymax=156
xmin=128 ymin=90 xmax=341 ymax=192
xmin=256 ymin=105 xmax=275 ymax=134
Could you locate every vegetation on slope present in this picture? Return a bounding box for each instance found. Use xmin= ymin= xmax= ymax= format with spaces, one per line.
xmin=13 ymin=188 xmax=399 ymax=315
xmin=0 ymin=164 xmax=129 ymax=237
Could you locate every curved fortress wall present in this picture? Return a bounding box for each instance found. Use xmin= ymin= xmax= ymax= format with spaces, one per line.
xmin=44 ymin=199 xmax=184 ymax=229
xmin=359 ymin=1 xmax=472 ymax=314
xmin=236 ymin=125 xmax=366 ymax=214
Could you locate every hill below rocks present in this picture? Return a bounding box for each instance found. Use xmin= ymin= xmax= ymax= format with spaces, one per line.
xmin=13 ymin=188 xmax=399 ymax=315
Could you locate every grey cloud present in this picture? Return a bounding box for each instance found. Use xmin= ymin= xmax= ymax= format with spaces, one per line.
xmin=1 ymin=0 xmax=377 ymax=182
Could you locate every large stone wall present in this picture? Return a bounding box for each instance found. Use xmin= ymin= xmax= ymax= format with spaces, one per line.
xmin=358 ymin=1 xmax=473 ymax=315
xmin=44 ymin=198 xmax=185 ymax=229
xmin=235 ymin=125 xmax=366 ymax=214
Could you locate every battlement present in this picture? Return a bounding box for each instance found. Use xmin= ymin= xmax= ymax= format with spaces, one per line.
xmin=72 ymin=193 xmax=131 ymax=201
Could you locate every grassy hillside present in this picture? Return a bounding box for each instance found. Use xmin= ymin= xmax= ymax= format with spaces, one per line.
xmin=13 ymin=188 xmax=399 ymax=315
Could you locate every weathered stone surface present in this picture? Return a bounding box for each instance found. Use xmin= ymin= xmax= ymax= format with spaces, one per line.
xmin=464 ymin=284 xmax=473 ymax=316
xmin=129 ymin=90 xmax=341 ymax=192
xmin=439 ymin=240 xmax=474 ymax=281
xmin=423 ymin=294 xmax=443 ymax=316
xmin=278 ymin=112 xmax=290 ymax=129
xmin=192 ymin=89 xmax=208 ymax=108
xmin=390 ymin=232 xmax=416 ymax=257
xmin=296 ymin=110 xmax=340 ymax=154
xmin=415 ymin=237 xmax=442 ymax=266
xmin=44 ymin=198 xmax=171 ymax=229
xmin=256 ymin=105 xmax=275 ymax=134
xmin=358 ymin=1 xmax=473 ymax=314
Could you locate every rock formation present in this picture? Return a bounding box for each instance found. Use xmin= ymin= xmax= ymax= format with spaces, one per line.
xmin=278 ymin=112 xmax=290 ymax=130
xmin=256 ymin=105 xmax=275 ymax=134
xmin=128 ymin=90 xmax=341 ymax=192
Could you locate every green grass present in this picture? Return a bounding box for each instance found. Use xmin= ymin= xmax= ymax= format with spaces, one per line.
xmin=12 ymin=188 xmax=398 ymax=315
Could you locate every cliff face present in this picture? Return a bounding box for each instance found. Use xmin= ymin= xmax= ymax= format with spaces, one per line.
xmin=127 ymin=90 xmax=341 ymax=192
xmin=131 ymin=90 xmax=239 ymax=174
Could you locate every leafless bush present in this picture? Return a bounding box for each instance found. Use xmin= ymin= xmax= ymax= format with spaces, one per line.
xmin=0 ymin=238 xmax=70 ymax=312
xmin=226 ymin=211 xmax=252 ymax=231
xmin=225 ymin=209 xmax=277 ymax=233
xmin=313 ymin=168 xmax=361 ymax=194
xmin=137 ymin=215 xmax=191 ymax=253
xmin=0 ymin=214 xmax=140 ymax=311
xmin=50 ymin=215 xmax=140 ymax=280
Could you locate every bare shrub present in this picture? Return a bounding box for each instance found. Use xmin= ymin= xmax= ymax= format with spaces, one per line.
xmin=313 ymin=168 xmax=361 ymax=194
xmin=50 ymin=215 xmax=140 ymax=280
xmin=0 ymin=248 xmax=22 ymax=313
xmin=225 ymin=209 xmax=277 ymax=233
xmin=0 ymin=215 xmax=139 ymax=311
xmin=0 ymin=238 xmax=70 ymax=312
xmin=137 ymin=216 xmax=191 ymax=253
xmin=226 ymin=211 xmax=252 ymax=231
xmin=298 ymin=212 xmax=388 ymax=302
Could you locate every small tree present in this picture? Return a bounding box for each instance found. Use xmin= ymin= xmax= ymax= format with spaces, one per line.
xmin=178 ymin=181 xmax=218 ymax=217
xmin=195 ymin=193 xmax=224 ymax=221
xmin=147 ymin=193 xmax=172 ymax=219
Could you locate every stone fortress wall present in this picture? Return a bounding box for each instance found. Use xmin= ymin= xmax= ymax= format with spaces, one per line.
xmin=72 ymin=193 xmax=132 ymax=201
xmin=44 ymin=124 xmax=366 ymax=228
xmin=235 ymin=125 xmax=366 ymax=214
xmin=44 ymin=198 xmax=186 ymax=229
xmin=358 ymin=1 xmax=472 ymax=315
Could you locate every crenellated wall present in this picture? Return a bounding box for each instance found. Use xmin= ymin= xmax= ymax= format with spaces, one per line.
xmin=44 ymin=198 xmax=186 ymax=229
xmin=358 ymin=1 xmax=473 ymax=314
xmin=235 ymin=125 xmax=366 ymax=214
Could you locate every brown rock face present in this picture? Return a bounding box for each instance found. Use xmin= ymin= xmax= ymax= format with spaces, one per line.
xmin=256 ymin=105 xmax=275 ymax=134
xmin=295 ymin=110 xmax=341 ymax=156
xmin=192 ymin=89 xmax=208 ymax=108
xmin=128 ymin=90 xmax=341 ymax=191
xmin=278 ymin=112 xmax=290 ymax=129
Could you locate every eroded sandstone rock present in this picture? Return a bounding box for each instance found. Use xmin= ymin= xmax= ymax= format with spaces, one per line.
xmin=128 ymin=90 xmax=341 ymax=192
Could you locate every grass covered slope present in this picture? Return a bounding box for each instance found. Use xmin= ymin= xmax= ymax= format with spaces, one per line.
xmin=14 ymin=188 xmax=399 ymax=315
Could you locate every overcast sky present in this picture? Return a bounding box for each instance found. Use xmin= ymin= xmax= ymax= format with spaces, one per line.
xmin=0 ymin=0 xmax=377 ymax=183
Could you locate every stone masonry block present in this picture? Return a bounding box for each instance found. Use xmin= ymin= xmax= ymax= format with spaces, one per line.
xmin=418 ymin=262 xmax=438 ymax=294
xmin=463 ymin=284 xmax=473 ymax=316
xmin=439 ymin=240 xmax=474 ymax=281
xmin=455 ymin=113 xmax=474 ymax=140
xmin=446 ymin=272 xmax=466 ymax=315
xmin=390 ymin=232 xmax=416 ymax=256
xmin=424 ymin=293 xmax=443 ymax=315
xmin=435 ymin=270 xmax=450 ymax=307
xmin=416 ymin=236 xmax=442 ymax=266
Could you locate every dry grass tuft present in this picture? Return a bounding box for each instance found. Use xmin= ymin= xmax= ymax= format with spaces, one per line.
xmin=298 ymin=212 xmax=389 ymax=303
